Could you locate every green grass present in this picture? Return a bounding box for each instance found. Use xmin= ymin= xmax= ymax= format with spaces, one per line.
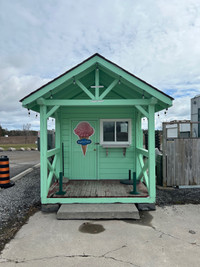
xmin=0 ymin=144 xmax=37 ymax=150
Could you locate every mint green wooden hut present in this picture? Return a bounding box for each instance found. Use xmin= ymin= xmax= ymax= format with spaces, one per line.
xmin=20 ymin=54 xmax=173 ymax=205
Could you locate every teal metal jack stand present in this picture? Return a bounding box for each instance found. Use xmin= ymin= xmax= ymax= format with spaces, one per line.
xmin=130 ymin=172 xmax=140 ymax=195
xmin=56 ymin=172 xmax=65 ymax=195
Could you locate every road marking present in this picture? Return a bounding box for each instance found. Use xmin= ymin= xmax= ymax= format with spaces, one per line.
xmin=11 ymin=163 xmax=40 ymax=182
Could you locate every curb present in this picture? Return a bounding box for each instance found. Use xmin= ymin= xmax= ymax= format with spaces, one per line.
xmin=11 ymin=163 xmax=40 ymax=182
xmin=0 ymin=148 xmax=38 ymax=152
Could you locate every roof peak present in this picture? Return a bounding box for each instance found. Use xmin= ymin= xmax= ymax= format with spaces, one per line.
xmin=20 ymin=53 xmax=174 ymax=103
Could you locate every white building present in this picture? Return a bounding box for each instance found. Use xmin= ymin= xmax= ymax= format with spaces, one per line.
xmin=191 ymin=95 xmax=200 ymax=138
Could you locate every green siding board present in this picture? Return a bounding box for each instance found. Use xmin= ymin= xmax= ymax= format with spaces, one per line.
xmin=52 ymin=65 xmax=96 ymax=100
xmin=100 ymin=159 xmax=133 ymax=164
xmin=100 ymin=174 xmax=129 ymax=179
xmin=54 ymin=85 xmax=80 ymax=99
xmin=60 ymin=106 xmax=135 ymax=180
xmin=99 ymin=69 xmax=114 ymax=84
xmin=103 ymin=92 xmax=121 ymax=99
xmin=100 ymin=169 xmax=131 ymax=174
xmin=61 ymin=107 xmax=133 ymax=116
xmin=50 ymin=81 xmax=73 ymax=98
xmin=101 ymin=164 xmax=134 ymax=169
xmin=79 ymin=72 xmax=95 ymax=88
xmin=99 ymin=150 xmax=134 ymax=158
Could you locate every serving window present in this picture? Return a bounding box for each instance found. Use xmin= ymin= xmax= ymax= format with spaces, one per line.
xmin=100 ymin=119 xmax=131 ymax=147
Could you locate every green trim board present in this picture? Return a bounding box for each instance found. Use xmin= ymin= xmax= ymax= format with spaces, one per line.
xmin=37 ymin=99 xmax=155 ymax=106
xmin=148 ymin=104 xmax=156 ymax=198
xmin=42 ymin=196 xmax=155 ymax=204
xmin=40 ymin=105 xmax=48 ymax=203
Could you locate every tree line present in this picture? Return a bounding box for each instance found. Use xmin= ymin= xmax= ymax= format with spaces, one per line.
xmin=0 ymin=124 xmax=37 ymax=137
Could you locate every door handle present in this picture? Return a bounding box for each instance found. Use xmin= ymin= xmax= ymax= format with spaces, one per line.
xmin=95 ymin=142 xmax=100 ymax=145
xmin=94 ymin=149 xmax=97 ymax=151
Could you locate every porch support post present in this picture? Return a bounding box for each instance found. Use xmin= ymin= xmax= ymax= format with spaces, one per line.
xmin=55 ymin=111 xmax=62 ymax=177
xmin=40 ymin=104 xmax=48 ymax=203
xmin=135 ymin=110 xmax=142 ymax=180
xmin=148 ymin=104 xmax=156 ymax=202
xmin=95 ymin=67 xmax=99 ymax=99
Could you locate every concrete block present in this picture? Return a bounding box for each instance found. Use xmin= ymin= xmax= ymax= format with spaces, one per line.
xmin=57 ymin=204 xmax=140 ymax=220
xmin=41 ymin=204 xmax=60 ymax=213
xmin=136 ymin=203 xmax=156 ymax=211
xmin=8 ymin=147 xmax=16 ymax=151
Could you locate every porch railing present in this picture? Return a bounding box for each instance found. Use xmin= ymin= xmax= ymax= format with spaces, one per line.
xmin=136 ymin=147 xmax=149 ymax=191
xmin=47 ymin=147 xmax=60 ymax=189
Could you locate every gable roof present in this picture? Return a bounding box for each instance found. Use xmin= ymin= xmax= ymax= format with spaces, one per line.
xmin=20 ymin=53 xmax=173 ymax=103
xmin=20 ymin=53 xmax=173 ymax=113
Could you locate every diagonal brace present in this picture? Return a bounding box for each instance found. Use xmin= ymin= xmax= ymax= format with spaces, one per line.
xmin=135 ymin=105 xmax=149 ymax=118
xmin=138 ymin=154 xmax=149 ymax=189
xmin=47 ymin=155 xmax=59 ymax=188
xmin=46 ymin=105 xmax=60 ymax=119
xmin=76 ymin=79 xmax=95 ymax=99
xmin=138 ymin=158 xmax=148 ymax=180
xmin=100 ymin=79 xmax=118 ymax=99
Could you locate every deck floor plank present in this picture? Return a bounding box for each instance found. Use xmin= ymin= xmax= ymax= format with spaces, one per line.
xmin=49 ymin=180 xmax=149 ymax=198
xmin=66 ymin=182 xmax=74 ymax=197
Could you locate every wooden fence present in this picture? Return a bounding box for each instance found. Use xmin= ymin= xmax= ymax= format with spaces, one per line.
xmin=163 ymin=138 xmax=200 ymax=186
xmin=162 ymin=121 xmax=200 ymax=186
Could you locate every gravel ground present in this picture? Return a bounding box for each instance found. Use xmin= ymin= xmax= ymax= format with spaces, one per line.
xmin=0 ymin=168 xmax=41 ymax=251
xmin=1 ymin=169 xmax=200 ymax=252
xmin=156 ymin=186 xmax=200 ymax=205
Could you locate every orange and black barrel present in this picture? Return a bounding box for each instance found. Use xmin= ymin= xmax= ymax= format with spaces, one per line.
xmin=0 ymin=155 xmax=15 ymax=188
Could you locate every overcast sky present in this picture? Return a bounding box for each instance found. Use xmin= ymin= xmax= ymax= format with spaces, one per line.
xmin=0 ymin=0 xmax=200 ymax=131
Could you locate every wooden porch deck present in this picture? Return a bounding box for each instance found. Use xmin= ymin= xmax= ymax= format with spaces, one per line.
xmin=48 ymin=179 xmax=149 ymax=198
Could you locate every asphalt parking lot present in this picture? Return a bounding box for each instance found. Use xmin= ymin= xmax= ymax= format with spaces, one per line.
xmin=0 ymin=151 xmax=40 ymax=178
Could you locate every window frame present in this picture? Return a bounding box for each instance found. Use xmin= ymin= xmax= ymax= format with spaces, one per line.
xmin=100 ymin=119 xmax=132 ymax=147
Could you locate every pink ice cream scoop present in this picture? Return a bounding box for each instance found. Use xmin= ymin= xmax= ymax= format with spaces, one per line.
xmin=74 ymin=122 xmax=94 ymax=155
xmin=74 ymin=122 xmax=94 ymax=138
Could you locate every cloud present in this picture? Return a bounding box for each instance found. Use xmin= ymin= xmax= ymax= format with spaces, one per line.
xmin=0 ymin=0 xmax=200 ymax=130
xmin=0 ymin=64 xmax=49 ymax=130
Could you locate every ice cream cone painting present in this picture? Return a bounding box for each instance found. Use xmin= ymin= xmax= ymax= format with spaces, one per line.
xmin=74 ymin=122 xmax=95 ymax=155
